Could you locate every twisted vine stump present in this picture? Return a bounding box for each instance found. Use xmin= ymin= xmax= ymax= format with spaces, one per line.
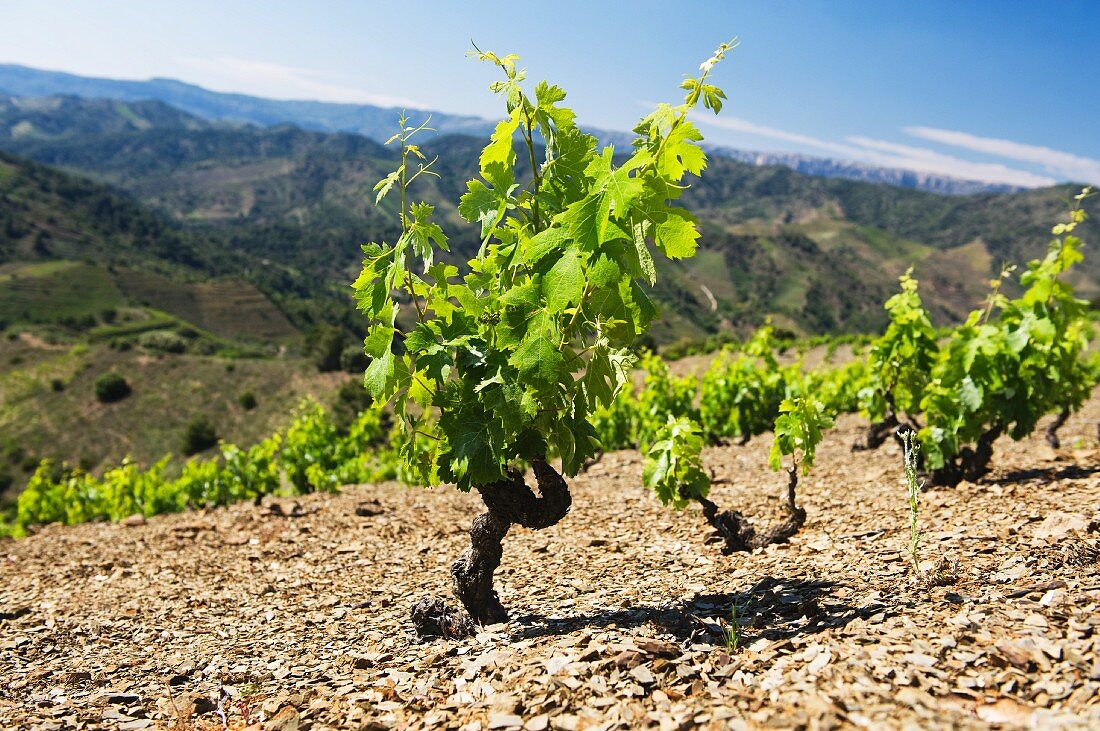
xmin=853 ymin=412 xmax=900 ymax=452
xmin=695 ymin=467 xmax=806 ymax=553
xmin=411 ymin=459 xmax=571 ymax=638
xmin=928 ymin=424 xmax=1003 ymax=487
xmin=854 ymin=412 xmax=923 ymax=453
xmin=1045 ymin=408 xmax=1070 ymax=449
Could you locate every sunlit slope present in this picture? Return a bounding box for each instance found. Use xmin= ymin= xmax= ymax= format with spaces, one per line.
xmin=2 ymin=97 xmax=1097 ymax=338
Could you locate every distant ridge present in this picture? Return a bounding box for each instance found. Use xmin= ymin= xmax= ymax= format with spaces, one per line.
xmin=0 ymin=63 xmax=495 ymax=140
xmin=707 ymin=146 xmax=1026 ymax=195
xmin=0 ymin=63 xmax=1027 ymax=196
xmin=1 ymin=93 xmax=1096 ymax=343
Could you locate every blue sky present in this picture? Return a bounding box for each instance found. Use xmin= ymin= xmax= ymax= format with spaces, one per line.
xmin=4 ymin=0 xmax=1099 ymax=186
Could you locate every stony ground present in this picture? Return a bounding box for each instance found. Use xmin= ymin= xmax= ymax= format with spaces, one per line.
xmin=2 ymin=397 xmax=1098 ymax=731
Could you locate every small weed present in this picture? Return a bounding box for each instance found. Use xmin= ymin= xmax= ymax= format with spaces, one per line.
xmin=898 ymin=431 xmax=962 ymax=589
xmin=724 ymin=603 xmax=744 ymax=652
xmin=899 ymin=428 xmax=922 ymax=574
xmin=163 ymin=681 xmax=191 ymax=731
xmin=182 ymin=415 xmax=217 ymax=456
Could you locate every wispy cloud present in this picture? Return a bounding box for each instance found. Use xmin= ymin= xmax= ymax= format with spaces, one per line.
xmin=693 ymin=114 xmax=1057 ymax=188
xmin=846 ymin=135 xmax=1057 ymax=188
xmin=176 ymin=56 xmax=427 ymax=109
xmin=904 ymin=126 xmax=1100 ymax=185
xmin=694 ymin=114 xmax=862 ymax=159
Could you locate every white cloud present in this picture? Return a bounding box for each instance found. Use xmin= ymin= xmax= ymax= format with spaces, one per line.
xmin=175 ymin=56 xmax=427 ymax=109
xmin=693 ymin=114 xmax=1057 ymax=188
xmin=904 ymin=126 xmax=1100 ymax=185
xmin=693 ymin=114 xmax=863 ymax=160
xmin=844 ymin=135 xmax=1056 ymax=188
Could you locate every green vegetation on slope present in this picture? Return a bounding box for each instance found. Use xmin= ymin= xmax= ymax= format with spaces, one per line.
xmin=4 ymin=96 xmax=1096 ymax=341
xmin=0 ymin=149 xmax=370 ymax=342
xmin=0 ymin=333 xmax=352 ymax=497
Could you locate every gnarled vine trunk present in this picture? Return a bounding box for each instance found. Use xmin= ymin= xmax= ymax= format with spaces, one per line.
xmin=853 ymin=412 xmax=900 ymax=452
xmin=854 ymin=410 xmax=923 ymax=453
xmin=411 ymin=458 xmax=571 ymax=637
xmin=695 ymin=467 xmax=805 ymax=553
xmin=928 ymin=424 xmax=1003 ymax=487
xmin=1045 ymin=408 xmax=1070 ymax=449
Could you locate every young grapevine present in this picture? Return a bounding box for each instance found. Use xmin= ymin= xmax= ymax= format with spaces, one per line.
xmin=642 ymin=394 xmax=832 ymax=554
xmin=354 ymin=42 xmax=737 ymax=634
xmin=851 ymin=191 xmax=1095 ymax=484
xmin=917 ymin=189 xmax=1094 ymax=484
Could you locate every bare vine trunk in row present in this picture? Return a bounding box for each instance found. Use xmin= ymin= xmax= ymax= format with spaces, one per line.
xmin=928 ymin=424 xmax=1003 ymax=487
xmin=694 ymin=467 xmax=805 ymax=553
xmin=1045 ymin=408 xmax=1070 ymax=449
xmin=853 ymin=412 xmax=900 ymax=452
xmin=411 ymin=459 xmax=570 ymax=637
xmin=853 ymin=410 xmax=923 ymax=454
xmin=859 ymin=408 xmax=1071 ymax=486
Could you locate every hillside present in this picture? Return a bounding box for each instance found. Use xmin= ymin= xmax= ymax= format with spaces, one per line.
xmin=0 ymin=94 xmax=213 ymax=139
xmin=0 ymin=333 xmax=352 ymax=494
xmin=2 ymin=98 xmax=1097 ymax=341
xmin=0 ymin=64 xmax=1030 ymax=195
xmin=0 ymin=150 xmax=291 ymax=339
xmin=0 ymin=64 xmax=495 ymax=141
xmin=0 ymin=148 xmax=371 ymax=338
xmin=679 ymin=163 xmax=1100 ymax=333
xmin=0 ymin=151 xmax=361 ymax=490
xmin=0 ymin=148 xmax=216 ymax=271
xmin=708 ymin=144 xmax=1027 ymax=195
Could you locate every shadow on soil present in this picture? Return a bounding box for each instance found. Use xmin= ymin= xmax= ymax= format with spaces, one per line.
xmin=996 ymin=463 xmax=1100 ymax=485
xmin=511 ymin=575 xmax=872 ymax=646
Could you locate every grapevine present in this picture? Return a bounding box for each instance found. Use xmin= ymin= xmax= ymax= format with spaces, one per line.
xmin=918 ymin=189 xmax=1095 ymax=485
xmin=354 ymin=42 xmax=737 ymax=634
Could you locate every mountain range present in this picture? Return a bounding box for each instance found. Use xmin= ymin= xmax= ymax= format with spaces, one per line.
xmin=1 ymin=69 xmax=1098 ymax=483
xmin=0 ymin=63 xmax=1032 ymax=196
xmin=1 ymin=90 xmax=1096 ymax=346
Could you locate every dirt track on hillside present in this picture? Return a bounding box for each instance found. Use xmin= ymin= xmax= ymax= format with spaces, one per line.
xmin=2 ymin=397 xmax=1098 ymax=730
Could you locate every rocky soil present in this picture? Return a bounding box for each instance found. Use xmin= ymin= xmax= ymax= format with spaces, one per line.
xmin=2 ymin=396 xmax=1099 ymax=730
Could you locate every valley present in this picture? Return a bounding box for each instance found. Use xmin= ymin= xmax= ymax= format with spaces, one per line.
xmin=0 ymin=82 xmax=1097 ymax=498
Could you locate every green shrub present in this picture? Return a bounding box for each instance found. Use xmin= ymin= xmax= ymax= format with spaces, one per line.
xmin=238 ymin=391 xmax=257 ymax=410
xmin=19 ymin=454 xmax=37 ymax=473
xmin=94 ymin=372 xmax=131 ymax=403
xmin=340 ymin=344 xmax=370 ymax=373
xmin=305 ymin=325 xmax=346 ymax=372
xmin=333 ymin=379 xmax=373 ymax=430
xmin=139 ymin=330 xmax=188 ymax=354
xmin=182 ymin=415 xmax=217 ymax=455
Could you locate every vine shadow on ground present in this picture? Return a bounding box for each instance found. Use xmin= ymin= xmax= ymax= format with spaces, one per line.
xmin=510 ymin=575 xmax=870 ymax=646
xmin=995 ymin=463 xmax=1100 ymax=485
